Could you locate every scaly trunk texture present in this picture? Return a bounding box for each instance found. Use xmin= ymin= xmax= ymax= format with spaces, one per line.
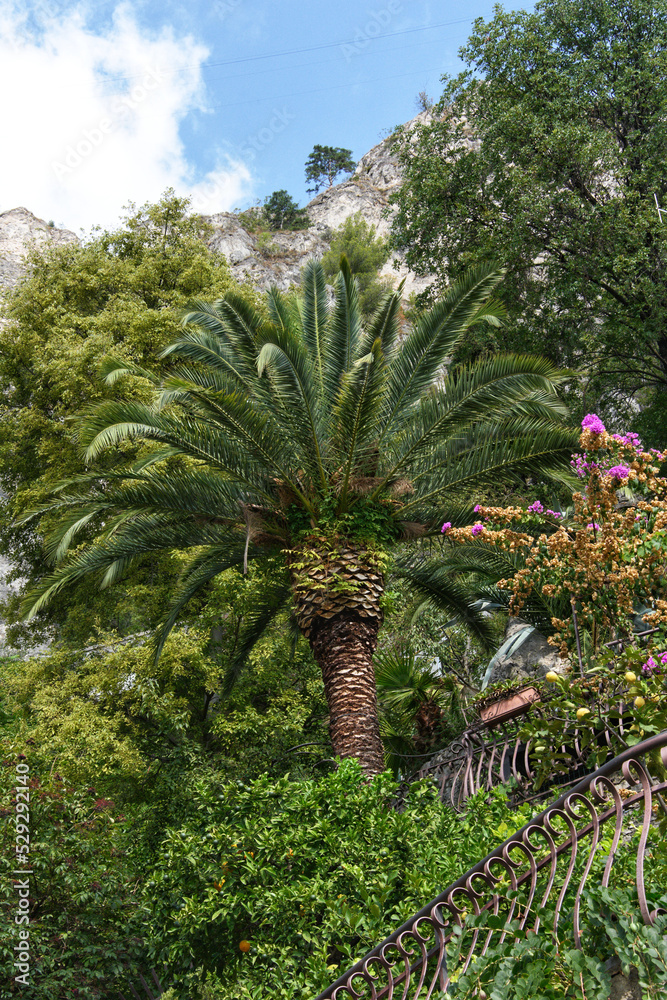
xmin=290 ymin=542 xmax=386 ymax=778
xmin=310 ymin=615 xmax=385 ymax=778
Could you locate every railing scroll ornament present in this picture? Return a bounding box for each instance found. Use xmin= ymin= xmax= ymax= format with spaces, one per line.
xmin=403 ymin=684 xmax=638 ymax=813
xmin=314 ymin=731 xmax=667 ymax=1000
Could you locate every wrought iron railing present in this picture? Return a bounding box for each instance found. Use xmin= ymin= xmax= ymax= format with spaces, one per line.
xmin=402 ymin=683 xmax=637 ymax=812
xmin=315 ymin=730 xmax=667 ymax=999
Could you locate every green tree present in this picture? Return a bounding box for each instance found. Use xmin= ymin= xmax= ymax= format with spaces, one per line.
xmin=305 ymin=145 xmax=356 ymax=194
xmin=321 ymin=213 xmax=392 ymax=318
xmin=390 ymin=0 xmax=667 ymax=431
xmin=263 ymin=190 xmax=309 ymax=231
xmin=22 ymin=260 xmax=577 ymax=777
xmin=0 ymin=190 xmax=256 ymax=647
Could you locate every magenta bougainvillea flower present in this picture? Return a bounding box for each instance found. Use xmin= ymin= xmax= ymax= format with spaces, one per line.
xmin=582 ymin=413 xmax=606 ymax=434
xmin=471 ymin=523 xmax=484 ymax=536
xmin=527 ymin=500 xmax=544 ymax=513
xmin=441 ymin=522 xmax=452 ymax=534
xmin=607 ymin=465 xmax=630 ymax=481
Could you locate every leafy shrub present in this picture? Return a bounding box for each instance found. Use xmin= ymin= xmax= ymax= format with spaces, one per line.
xmin=135 ymin=764 xmax=533 ymax=998
xmin=0 ymin=766 xmax=143 ymax=998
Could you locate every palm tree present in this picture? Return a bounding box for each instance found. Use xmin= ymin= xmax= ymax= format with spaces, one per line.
xmin=22 ymin=260 xmax=578 ymax=777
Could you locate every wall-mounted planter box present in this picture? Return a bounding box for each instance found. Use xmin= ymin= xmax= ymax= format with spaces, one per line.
xmin=479 ymin=686 xmax=541 ymax=728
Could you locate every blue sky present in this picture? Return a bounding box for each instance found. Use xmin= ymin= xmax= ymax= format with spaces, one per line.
xmin=0 ymin=0 xmax=534 ymax=233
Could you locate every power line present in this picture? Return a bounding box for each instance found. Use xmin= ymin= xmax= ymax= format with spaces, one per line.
xmin=95 ymin=15 xmax=476 ymax=88
xmin=205 ymin=34 xmax=448 ymax=87
xmin=200 ymin=16 xmax=475 ymax=71
xmin=205 ymin=65 xmax=448 ymax=114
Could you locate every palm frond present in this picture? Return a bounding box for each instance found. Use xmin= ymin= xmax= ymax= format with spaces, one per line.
xmin=78 ymin=398 xmax=305 ymax=503
xmin=332 ymin=338 xmax=388 ymax=502
xmin=99 ymin=356 xmax=162 ymax=387
xmin=381 ymin=263 xmax=506 ymax=438
xmin=399 ymin=421 xmax=578 ymax=514
xmin=392 ymin=555 xmax=497 ymax=649
xmin=379 ymin=354 xmax=572 ymax=488
xmin=355 ymin=283 xmax=404 ymax=362
xmin=322 ymin=256 xmax=362 ymax=402
xmin=256 ymin=326 xmax=327 ymax=487
xmin=22 ymin=514 xmax=240 ymax=621
xmin=298 ymin=259 xmax=329 ymax=391
xmin=220 ymin=577 xmax=292 ymax=694
xmin=151 ymin=544 xmax=250 ymax=662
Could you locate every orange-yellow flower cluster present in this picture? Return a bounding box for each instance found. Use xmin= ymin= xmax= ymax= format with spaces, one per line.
xmin=442 ymin=429 xmax=667 ymax=657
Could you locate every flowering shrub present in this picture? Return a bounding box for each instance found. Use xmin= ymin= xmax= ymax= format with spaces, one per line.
xmin=440 ymin=415 xmax=667 ymax=775
xmin=442 ymin=417 xmax=667 ymax=657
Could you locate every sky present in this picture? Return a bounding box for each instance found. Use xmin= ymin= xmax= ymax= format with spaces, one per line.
xmin=0 ymin=0 xmax=534 ymax=235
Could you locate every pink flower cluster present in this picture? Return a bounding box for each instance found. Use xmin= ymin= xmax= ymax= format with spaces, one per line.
xmin=441 ymin=522 xmax=452 ymax=534
xmin=571 ymin=420 xmax=644 ymax=480
xmin=582 ymin=413 xmax=605 ymax=434
xmin=611 ymin=432 xmax=643 ymax=452
xmin=471 ymin=523 xmax=484 ymax=537
xmin=642 ymin=651 xmax=667 ymax=676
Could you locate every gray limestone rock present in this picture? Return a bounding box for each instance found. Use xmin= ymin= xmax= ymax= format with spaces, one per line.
xmin=0 ymin=206 xmax=77 ymax=294
xmin=487 ymin=618 xmax=570 ymax=686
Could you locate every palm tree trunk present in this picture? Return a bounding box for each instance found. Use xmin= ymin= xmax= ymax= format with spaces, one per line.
xmin=309 ymin=614 xmax=385 ymax=778
xmin=289 ymin=542 xmax=386 ymax=778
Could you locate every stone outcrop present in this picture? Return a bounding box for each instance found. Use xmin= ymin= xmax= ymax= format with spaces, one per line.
xmin=203 ymin=125 xmax=432 ymax=297
xmin=487 ymin=617 xmax=570 ymax=686
xmin=0 ymin=207 xmax=77 ymax=294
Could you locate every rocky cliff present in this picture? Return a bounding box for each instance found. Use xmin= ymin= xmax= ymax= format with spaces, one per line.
xmin=0 ymin=207 xmax=77 ymax=295
xmin=204 ymin=123 xmax=431 ymax=298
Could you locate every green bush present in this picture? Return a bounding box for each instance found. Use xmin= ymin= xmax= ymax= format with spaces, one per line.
xmin=0 ymin=768 xmax=143 ymax=998
xmin=135 ymin=764 xmax=533 ymax=997
xmin=320 ymin=214 xmax=392 ymax=318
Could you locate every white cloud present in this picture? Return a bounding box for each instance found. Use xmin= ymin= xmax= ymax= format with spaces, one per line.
xmin=0 ymin=2 xmax=253 ymax=232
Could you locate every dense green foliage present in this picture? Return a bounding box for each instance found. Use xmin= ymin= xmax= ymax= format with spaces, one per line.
xmin=262 ymin=190 xmax=309 ymax=231
xmin=449 ymin=885 xmax=667 ymax=998
xmin=320 ymin=213 xmax=392 ymax=318
xmin=0 ymin=191 xmax=257 ymax=648
xmin=0 ymin=750 xmax=536 ymax=998
xmin=390 ymin=0 xmax=667 ymax=434
xmin=305 ymin=145 xmax=356 ymax=193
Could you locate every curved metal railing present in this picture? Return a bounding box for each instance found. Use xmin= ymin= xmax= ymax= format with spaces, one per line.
xmin=402 ymin=684 xmax=637 ymax=812
xmin=315 ymin=730 xmax=667 ymax=999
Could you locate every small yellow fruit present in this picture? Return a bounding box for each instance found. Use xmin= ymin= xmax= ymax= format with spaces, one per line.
xmin=576 ymin=708 xmax=590 ymax=719
xmin=634 ymin=696 xmax=646 ymax=709
xmin=545 ymin=671 xmax=559 ymax=683
xmin=624 ymin=671 xmax=637 ymax=683
xmin=239 ymin=940 xmax=251 ymax=953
